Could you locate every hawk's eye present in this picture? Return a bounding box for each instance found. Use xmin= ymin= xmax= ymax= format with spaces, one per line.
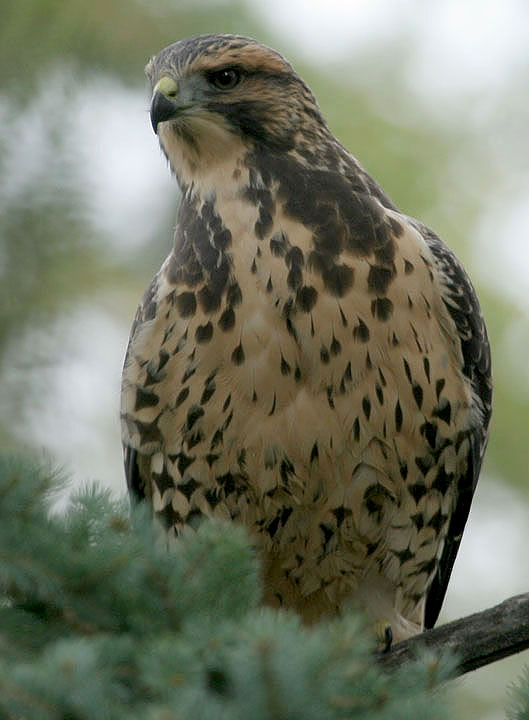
xmin=208 ymin=68 xmax=241 ymax=90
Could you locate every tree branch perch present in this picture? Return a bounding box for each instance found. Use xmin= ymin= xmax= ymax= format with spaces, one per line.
xmin=378 ymin=592 xmax=529 ymax=677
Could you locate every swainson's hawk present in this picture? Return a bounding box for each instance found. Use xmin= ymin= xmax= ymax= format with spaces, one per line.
xmin=121 ymin=34 xmax=492 ymax=642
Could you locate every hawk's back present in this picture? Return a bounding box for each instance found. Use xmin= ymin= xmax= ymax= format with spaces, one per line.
xmin=121 ymin=34 xmax=492 ymax=641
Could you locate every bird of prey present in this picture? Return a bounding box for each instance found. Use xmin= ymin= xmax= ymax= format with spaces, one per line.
xmin=121 ymin=34 xmax=492 ymax=642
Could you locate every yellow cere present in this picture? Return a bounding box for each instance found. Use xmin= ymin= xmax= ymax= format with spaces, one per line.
xmin=155 ymin=76 xmax=178 ymax=97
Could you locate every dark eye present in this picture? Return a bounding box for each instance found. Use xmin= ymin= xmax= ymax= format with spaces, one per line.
xmin=208 ymin=68 xmax=241 ymax=90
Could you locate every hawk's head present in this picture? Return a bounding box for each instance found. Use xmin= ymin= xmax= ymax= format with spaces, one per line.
xmin=146 ymin=34 xmax=329 ymax=181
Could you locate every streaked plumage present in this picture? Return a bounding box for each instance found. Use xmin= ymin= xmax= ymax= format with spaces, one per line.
xmin=121 ymin=34 xmax=492 ymax=641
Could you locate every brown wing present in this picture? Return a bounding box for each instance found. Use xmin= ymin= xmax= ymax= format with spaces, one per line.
xmin=121 ymin=275 xmax=161 ymax=507
xmin=420 ymin=226 xmax=492 ymax=628
xmin=124 ymin=445 xmax=143 ymax=502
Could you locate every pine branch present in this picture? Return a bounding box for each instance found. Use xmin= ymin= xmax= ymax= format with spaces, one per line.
xmin=378 ymin=592 xmax=529 ymax=677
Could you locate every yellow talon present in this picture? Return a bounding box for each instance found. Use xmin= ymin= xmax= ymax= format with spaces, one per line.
xmin=374 ymin=620 xmax=393 ymax=653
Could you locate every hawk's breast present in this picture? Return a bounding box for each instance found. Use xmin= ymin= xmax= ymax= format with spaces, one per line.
xmin=122 ymin=180 xmax=472 ymax=631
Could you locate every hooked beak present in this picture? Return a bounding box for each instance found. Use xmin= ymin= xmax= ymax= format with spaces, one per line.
xmin=150 ymin=76 xmax=180 ymax=133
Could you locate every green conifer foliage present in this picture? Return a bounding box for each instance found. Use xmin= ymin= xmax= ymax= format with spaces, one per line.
xmin=0 ymin=456 xmax=474 ymax=719
xmin=507 ymin=667 xmax=529 ymax=720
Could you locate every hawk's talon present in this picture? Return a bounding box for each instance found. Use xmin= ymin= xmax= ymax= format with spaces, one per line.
xmin=375 ymin=620 xmax=393 ymax=653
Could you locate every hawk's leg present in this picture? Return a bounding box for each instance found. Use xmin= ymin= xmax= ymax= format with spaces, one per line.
xmin=374 ymin=619 xmax=393 ymax=652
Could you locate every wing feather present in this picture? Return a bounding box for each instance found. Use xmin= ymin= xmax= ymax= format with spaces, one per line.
xmin=420 ymin=226 xmax=492 ymax=628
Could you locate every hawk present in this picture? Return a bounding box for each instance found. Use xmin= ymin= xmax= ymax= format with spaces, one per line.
xmin=121 ymin=34 xmax=492 ymax=642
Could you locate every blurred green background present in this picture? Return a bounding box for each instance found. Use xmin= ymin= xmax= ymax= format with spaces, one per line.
xmin=1 ymin=1 xmax=528 ymax=718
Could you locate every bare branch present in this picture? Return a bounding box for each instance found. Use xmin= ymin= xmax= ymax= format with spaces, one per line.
xmin=377 ymin=592 xmax=529 ymax=677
